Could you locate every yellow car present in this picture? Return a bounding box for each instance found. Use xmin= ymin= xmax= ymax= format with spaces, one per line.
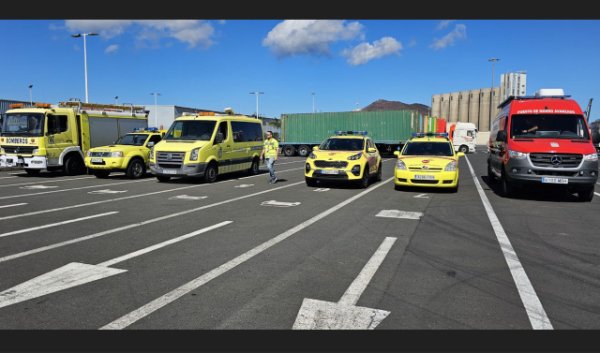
xmin=305 ymin=131 xmax=382 ymax=188
xmin=85 ymin=128 xmax=165 ymax=178
xmin=394 ymin=132 xmax=464 ymax=192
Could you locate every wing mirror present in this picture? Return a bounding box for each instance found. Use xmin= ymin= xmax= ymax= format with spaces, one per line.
xmin=393 ymin=151 xmax=400 ymax=157
xmin=214 ymin=132 xmax=224 ymax=144
xmin=367 ymin=147 xmax=377 ymax=153
xmin=312 ymin=146 xmax=319 ymax=151
xmin=147 ymin=141 xmax=155 ymax=148
xmin=457 ymin=152 xmax=465 ymax=158
xmin=496 ymin=130 xmax=507 ymax=142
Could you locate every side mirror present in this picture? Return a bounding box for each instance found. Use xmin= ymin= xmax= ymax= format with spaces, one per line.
xmin=147 ymin=141 xmax=155 ymax=148
xmin=214 ymin=132 xmax=224 ymax=144
xmin=367 ymin=147 xmax=377 ymax=153
xmin=393 ymin=151 xmax=400 ymax=157
xmin=496 ymin=130 xmax=507 ymax=142
xmin=457 ymin=152 xmax=465 ymax=158
xmin=312 ymin=146 xmax=319 ymax=151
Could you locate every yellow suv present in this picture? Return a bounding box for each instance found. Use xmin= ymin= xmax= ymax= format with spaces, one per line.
xmin=394 ymin=132 xmax=464 ymax=192
xmin=85 ymin=128 xmax=164 ymax=179
xmin=305 ymin=131 xmax=382 ymax=188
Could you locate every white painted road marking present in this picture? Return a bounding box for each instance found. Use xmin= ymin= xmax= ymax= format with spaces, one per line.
xmin=0 ymin=176 xmax=17 ymax=180
xmin=313 ymin=188 xmax=330 ymax=192
xmin=293 ymin=237 xmax=397 ymax=329
xmin=414 ymin=193 xmax=429 ymax=199
xmin=88 ymin=189 xmax=128 ymax=195
xmin=0 ymin=166 xmax=304 ymax=220
xmin=0 ymin=203 xmax=27 ymax=209
xmin=375 ymin=210 xmax=423 ymax=220
xmin=100 ymin=176 xmax=394 ymax=330
xmin=0 ymin=181 xmax=304 ymax=264
xmin=19 ymin=185 xmax=59 ymax=190
xmin=465 ymin=155 xmax=552 ymax=330
xmin=0 ymin=179 xmax=150 ymax=201
xmin=0 ymin=211 xmax=118 ymax=238
xmin=0 ymin=176 xmax=94 ymax=188
xmin=595 ymin=192 xmax=600 ymax=197
xmin=234 ymin=184 xmax=254 ymax=188
xmin=260 ymin=200 xmax=301 ymax=207
xmin=0 ymin=222 xmax=231 ymax=309
xmin=168 ymin=195 xmax=207 ymax=201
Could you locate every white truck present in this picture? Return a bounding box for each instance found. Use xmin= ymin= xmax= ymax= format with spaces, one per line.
xmin=448 ymin=122 xmax=477 ymax=153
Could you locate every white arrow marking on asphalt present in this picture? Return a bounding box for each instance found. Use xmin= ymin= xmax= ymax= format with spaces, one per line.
xmin=293 ymin=237 xmax=397 ymax=329
xmin=0 ymin=203 xmax=27 ymax=209
xmin=375 ymin=210 xmax=423 ymax=220
xmin=313 ymin=188 xmax=330 ymax=192
xmin=168 ymin=195 xmax=208 ymax=201
xmin=260 ymin=200 xmax=301 ymax=207
xmin=88 ymin=189 xmax=128 ymax=195
xmin=19 ymin=185 xmax=58 ymax=190
xmin=0 ymin=221 xmax=231 ymax=309
xmin=414 ymin=193 xmax=429 ymax=199
xmin=235 ymin=184 xmax=254 ymax=188
xmin=0 ymin=212 xmax=118 ymax=238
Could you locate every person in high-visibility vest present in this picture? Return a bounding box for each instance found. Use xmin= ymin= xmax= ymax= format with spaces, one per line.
xmin=260 ymin=130 xmax=280 ymax=184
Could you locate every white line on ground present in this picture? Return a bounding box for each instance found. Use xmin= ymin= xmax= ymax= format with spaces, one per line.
xmin=0 ymin=180 xmax=305 ymax=264
xmin=0 ymin=166 xmax=304 ymax=221
xmin=100 ymin=176 xmax=394 ymax=330
xmin=0 ymin=211 xmax=118 ymax=238
xmin=0 ymin=176 xmax=95 ymax=188
xmin=0 ymin=176 xmax=17 ymax=180
xmin=0 ymin=203 xmax=27 ymax=209
xmin=595 ymin=192 xmax=600 ymax=197
xmin=375 ymin=210 xmax=423 ymax=220
xmin=464 ymin=155 xmax=552 ymax=330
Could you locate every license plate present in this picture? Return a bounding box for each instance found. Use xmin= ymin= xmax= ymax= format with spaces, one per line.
xmin=320 ymin=170 xmax=339 ymax=175
xmin=91 ymin=158 xmax=103 ymax=163
xmin=414 ymin=174 xmax=435 ymax=180
xmin=541 ymin=177 xmax=568 ymax=184
xmin=162 ymin=169 xmax=177 ymax=175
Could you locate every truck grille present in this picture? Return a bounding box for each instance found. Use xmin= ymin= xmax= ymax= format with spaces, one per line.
xmin=314 ymin=161 xmax=348 ymax=169
xmin=157 ymin=151 xmax=185 ymax=169
xmin=529 ymin=153 xmax=582 ymax=168
xmin=89 ymin=152 xmax=112 ymax=157
xmin=2 ymin=145 xmax=36 ymax=154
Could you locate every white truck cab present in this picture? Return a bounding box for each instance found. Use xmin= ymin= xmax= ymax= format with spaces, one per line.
xmin=448 ymin=122 xmax=477 ymax=153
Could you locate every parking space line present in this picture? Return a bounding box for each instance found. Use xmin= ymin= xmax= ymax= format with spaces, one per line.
xmin=595 ymin=192 xmax=600 ymax=197
xmin=0 ymin=176 xmax=17 ymax=180
xmin=0 ymin=181 xmax=305 ymax=264
xmin=0 ymin=203 xmax=27 ymax=209
xmin=465 ymin=155 xmax=552 ymax=330
xmin=0 ymin=211 xmax=118 ymax=238
xmin=100 ymin=176 xmax=394 ymax=330
xmin=0 ymin=176 xmax=95 ymax=188
xmin=0 ymin=167 xmax=304 ymax=221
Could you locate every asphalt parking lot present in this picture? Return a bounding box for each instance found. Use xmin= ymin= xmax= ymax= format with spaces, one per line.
xmin=0 ymin=151 xmax=599 ymax=331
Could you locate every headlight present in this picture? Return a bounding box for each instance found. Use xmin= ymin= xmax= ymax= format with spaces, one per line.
xmin=32 ymin=149 xmax=39 ymax=155
xmin=308 ymin=152 xmax=316 ymax=159
xmin=348 ymin=153 xmax=362 ymax=160
xmin=396 ymin=159 xmax=407 ymax=170
xmin=190 ymin=148 xmax=199 ymax=161
xmin=149 ymin=147 xmax=154 ymax=160
xmin=111 ymin=151 xmax=124 ymax=158
xmin=86 ymin=150 xmax=92 ymax=157
xmin=583 ymin=153 xmax=598 ymax=162
xmin=444 ymin=160 xmax=458 ymax=171
xmin=508 ymin=149 xmax=527 ymax=159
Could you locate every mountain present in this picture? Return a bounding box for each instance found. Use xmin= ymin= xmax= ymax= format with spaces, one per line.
xmin=361 ymin=99 xmax=431 ymax=116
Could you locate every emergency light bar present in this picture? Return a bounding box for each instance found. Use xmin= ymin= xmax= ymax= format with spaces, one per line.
xmin=412 ymin=132 xmax=449 ymax=138
xmin=334 ymin=130 xmax=368 ymax=136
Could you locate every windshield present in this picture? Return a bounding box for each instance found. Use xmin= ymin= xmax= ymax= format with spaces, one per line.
xmin=164 ymin=120 xmax=217 ymax=141
xmin=402 ymin=142 xmax=454 ymax=156
xmin=510 ymin=114 xmax=590 ymax=140
xmin=1 ymin=113 xmax=44 ymax=136
xmin=319 ymin=138 xmax=364 ymax=151
xmin=115 ymin=134 xmax=149 ymax=146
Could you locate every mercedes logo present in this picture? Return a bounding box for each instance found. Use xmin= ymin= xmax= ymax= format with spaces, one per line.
xmin=167 ymin=153 xmax=172 ymax=160
xmin=550 ymin=156 xmax=562 ymax=165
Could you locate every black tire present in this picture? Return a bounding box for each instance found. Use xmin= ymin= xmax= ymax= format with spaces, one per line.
xmin=376 ymin=162 xmax=382 ymax=181
xmin=459 ymin=145 xmax=469 ymax=153
xmin=63 ymin=154 xmax=85 ymax=176
xmin=577 ymin=185 xmax=595 ymax=202
xmin=157 ymin=176 xmax=171 ymax=182
xmin=204 ymin=162 xmax=218 ymax=183
xmin=297 ymin=145 xmax=310 ymax=157
xmin=305 ymin=177 xmax=317 ymax=187
xmin=93 ymin=170 xmax=110 ymax=178
xmin=283 ymin=145 xmax=295 ymax=157
xmin=501 ymin=170 xmax=514 ymax=198
xmin=359 ymin=165 xmax=370 ymax=188
xmin=394 ymin=184 xmax=404 ymax=191
xmin=24 ymin=169 xmax=40 ymax=176
xmin=248 ymin=158 xmax=260 ymax=175
xmin=487 ymin=161 xmax=496 ymax=183
xmin=126 ymin=158 xmax=145 ymax=179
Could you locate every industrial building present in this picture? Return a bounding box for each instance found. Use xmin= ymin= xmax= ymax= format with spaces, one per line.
xmin=431 ymin=87 xmax=501 ymax=133
xmin=500 ymin=71 xmax=527 ymax=102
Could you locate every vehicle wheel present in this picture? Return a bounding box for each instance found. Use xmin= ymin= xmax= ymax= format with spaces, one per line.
xmin=394 ymin=185 xmax=404 ymax=191
xmin=248 ymin=157 xmax=260 ymax=175
xmin=24 ymin=169 xmax=40 ymax=176
xmin=487 ymin=162 xmax=496 ymax=183
xmin=126 ymin=158 xmax=145 ymax=179
xmin=359 ymin=165 xmax=370 ymax=188
xmin=297 ymin=145 xmax=310 ymax=157
xmin=501 ymin=170 xmax=514 ymax=198
xmin=376 ymin=162 xmax=382 ymax=181
xmin=459 ymin=145 xmax=469 ymax=153
xmin=577 ymin=185 xmax=595 ymax=202
xmin=93 ymin=170 xmax=110 ymax=178
xmin=305 ymin=177 xmax=317 ymax=187
xmin=63 ymin=155 xmax=85 ymax=175
xmin=204 ymin=162 xmax=218 ymax=183
xmin=283 ymin=145 xmax=296 ymax=157
xmin=157 ymin=176 xmax=171 ymax=182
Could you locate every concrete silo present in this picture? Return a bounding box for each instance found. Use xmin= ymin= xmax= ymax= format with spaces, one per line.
xmin=458 ymin=90 xmax=470 ymax=123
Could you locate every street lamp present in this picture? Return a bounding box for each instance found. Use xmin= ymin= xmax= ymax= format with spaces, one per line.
xmin=250 ymin=91 xmax=264 ymax=119
xmin=488 ymin=57 xmax=500 ymax=129
xmin=28 ymin=84 xmax=33 ymax=105
xmin=115 ymin=96 xmax=119 ymax=105
xmin=150 ymin=92 xmax=161 ymax=127
xmin=71 ymin=32 xmax=98 ymax=103
xmin=311 ymin=92 xmax=316 ymax=113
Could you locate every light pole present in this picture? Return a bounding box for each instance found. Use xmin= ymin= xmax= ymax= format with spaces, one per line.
xmin=311 ymin=92 xmax=316 ymax=113
xmin=250 ymin=91 xmax=264 ymax=119
xmin=71 ymin=32 xmax=98 ymax=103
xmin=115 ymin=96 xmax=119 ymax=105
xmin=488 ymin=57 xmax=500 ymax=130
xmin=150 ymin=92 xmax=161 ymax=127
xmin=28 ymin=84 xmax=33 ymax=105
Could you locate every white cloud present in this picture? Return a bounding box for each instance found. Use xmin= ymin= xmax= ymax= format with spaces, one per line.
xmin=430 ymin=24 xmax=467 ymax=50
xmin=105 ymin=44 xmax=119 ymax=54
xmin=408 ymin=39 xmax=417 ymax=48
xmin=65 ymin=20 xmax=133 ymax=39
xmin=263 ymin=20 xmax=364 ymax=57
xmin=218 ymin=20 xmax=226 ymax=25
xmin=342 ymin=37 xmax=402 ymax=66
xmin=435 ymin=20 xmax=455 ymax=31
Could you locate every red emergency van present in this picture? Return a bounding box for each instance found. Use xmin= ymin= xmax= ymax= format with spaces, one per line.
xmin=487 ymin=89 xmax=598 ymax=201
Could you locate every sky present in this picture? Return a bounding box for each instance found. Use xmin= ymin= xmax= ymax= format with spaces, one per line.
xmin=1 ymin=20 xmax=600 ymax=120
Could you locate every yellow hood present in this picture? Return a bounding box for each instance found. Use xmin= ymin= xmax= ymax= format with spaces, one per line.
xmin=154 ymin=140 xmax=209 ymax=152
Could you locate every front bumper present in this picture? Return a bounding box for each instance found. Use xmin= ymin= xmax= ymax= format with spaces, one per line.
xmin=394 ymin=169 xmax=459 ymax=188
xmin=304 ymin=161 xmax=364 ymax=181
xmin=85 ymin=156 xmax=129 ymax=171
xmin=0 ymin=154 xmax=47 ymax=169
xmin=504 ymin=158 xmax=598 ymax=186
xmin=149 ymin=161 xmax=207 ymax=177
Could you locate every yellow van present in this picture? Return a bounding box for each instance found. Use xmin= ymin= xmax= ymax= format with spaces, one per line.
xmin=149 ymin=111 xmax=264 ymax=183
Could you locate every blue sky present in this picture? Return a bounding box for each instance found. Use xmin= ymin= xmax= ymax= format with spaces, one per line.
xmin=1 ymin=20 xmax=600 ymax=120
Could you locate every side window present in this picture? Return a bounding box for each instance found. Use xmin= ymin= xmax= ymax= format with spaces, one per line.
xmin=467 ymin=131 xmax=474 ymax=137
xmin=231 ymin=122 xmax=244 ymax=143
xmin=47 ymin=115 xmax=68 ymax=134
xmin=218 ymin=121 xmax=228 ymax=141
xmin=148 ymin=135 xmax=162 ymax=145
xmin=231 ymin=122 xmax=263 ymax=142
